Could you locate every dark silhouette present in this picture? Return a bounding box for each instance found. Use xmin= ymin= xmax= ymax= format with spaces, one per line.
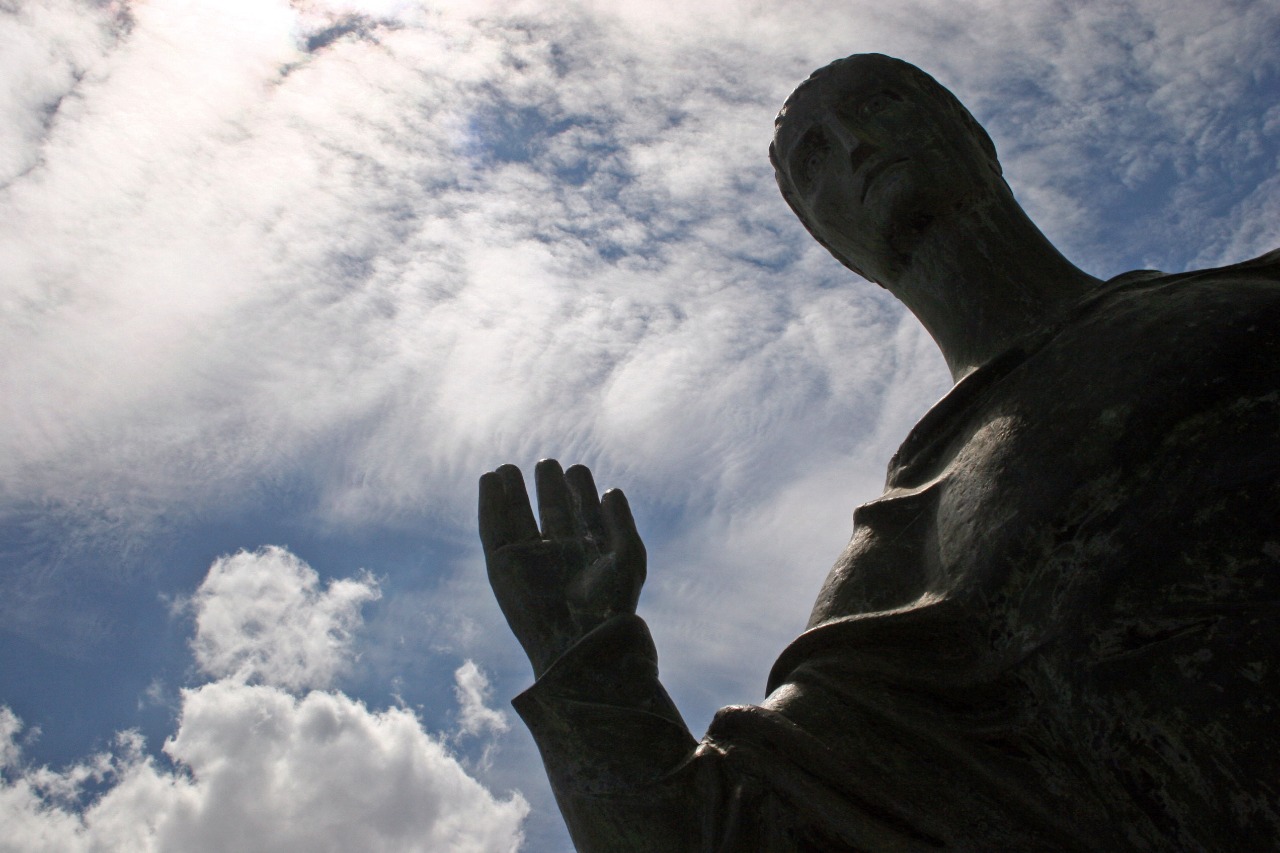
xmin=481 ymin=55 xmax=1280 ymax=851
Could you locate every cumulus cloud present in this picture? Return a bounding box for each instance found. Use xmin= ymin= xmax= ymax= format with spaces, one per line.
xmin=0 ymin=548 xmax=526 ymax=853
xmin=189 ymin=546 xmax=381 ymax=691
xmin=0 ymin=687 xmax=527 ymax=853
xmin=454 ymin=660 xmax=510 ymax=739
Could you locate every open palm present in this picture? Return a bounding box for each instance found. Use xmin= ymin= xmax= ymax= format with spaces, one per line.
xmin=479 ymin=459 xmax=646 ymax=678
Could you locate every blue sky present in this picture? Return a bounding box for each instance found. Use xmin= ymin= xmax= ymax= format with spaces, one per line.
xmin=1 ymin=0 xmax=1277 ymax=850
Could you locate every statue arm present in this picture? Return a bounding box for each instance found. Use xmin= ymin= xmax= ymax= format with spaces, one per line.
xmin=512 ymin=614 xmax=704 ymax=851
xmin=480 ymin=461 xmax=963 ymax=852
xmin=511 ymin=616 xmax=935 ymax=853
xmin=479 ymin=461 xmax=704 ymax=850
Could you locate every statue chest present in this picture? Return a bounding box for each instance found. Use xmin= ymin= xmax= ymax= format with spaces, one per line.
xmin=807 ymin=356 xmax=1141 ymax=646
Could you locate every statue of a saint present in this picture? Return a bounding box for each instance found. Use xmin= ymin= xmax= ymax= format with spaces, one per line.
xmin=480 ymin=54 xmax=1280 ymax=851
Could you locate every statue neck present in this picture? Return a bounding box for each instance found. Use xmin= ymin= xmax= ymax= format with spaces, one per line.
xmin=884 ymin=185 xmax=1101 ymax=382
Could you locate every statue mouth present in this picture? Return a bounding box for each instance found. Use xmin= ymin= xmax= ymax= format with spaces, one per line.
xmin=859 ymin=157 xmax=909 ymax=204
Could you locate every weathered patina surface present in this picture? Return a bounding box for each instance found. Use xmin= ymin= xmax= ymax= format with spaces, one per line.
xmin=481 ymin=55 xmax=1280 ymax=851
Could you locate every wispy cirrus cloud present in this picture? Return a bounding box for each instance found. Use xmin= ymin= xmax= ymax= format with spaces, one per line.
xmin=7 ymin=0 xmax=1273 ymax=542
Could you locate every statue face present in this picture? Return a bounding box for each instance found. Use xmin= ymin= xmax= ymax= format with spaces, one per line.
xmin=774 ymin=56 xmax=1001 ymax=283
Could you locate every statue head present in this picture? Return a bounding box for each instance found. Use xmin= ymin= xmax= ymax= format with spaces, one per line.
xmin=770 ymin=54 xmax=1004 ymax=285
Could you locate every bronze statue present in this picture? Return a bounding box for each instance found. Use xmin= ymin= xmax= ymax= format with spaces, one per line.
xmin=481 ymin=54 xmax=1280 ymax=851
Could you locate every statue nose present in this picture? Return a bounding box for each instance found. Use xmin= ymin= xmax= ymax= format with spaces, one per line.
xmin=848 ymin=138 xmax=877 ymax=178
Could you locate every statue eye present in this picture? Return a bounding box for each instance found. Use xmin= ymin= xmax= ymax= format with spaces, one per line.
xmin=791 ymin=127 xmax=831 ymax=191
xmin=860 ymin=90 xmax=903 ymax=116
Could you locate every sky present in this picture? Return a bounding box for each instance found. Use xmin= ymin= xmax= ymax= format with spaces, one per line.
xmin=0 ymin=0 xmax=1277 ymax=850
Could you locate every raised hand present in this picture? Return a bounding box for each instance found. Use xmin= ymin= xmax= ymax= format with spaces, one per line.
xmin=479 ymin=459 xmax=647 ymax=678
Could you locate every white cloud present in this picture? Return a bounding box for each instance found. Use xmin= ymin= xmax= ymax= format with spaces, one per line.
xmin=0 ymin=547 xmax=526 ymax=853
xmin=454 ymin=660 xmax=509 ymax=739
xmin=3 ymin=0 xmax=1271 ymax=542
xmin=189 ymin=546 xmax=381 ymax=691
xmin=0 ymin=0 xmax=121 ymax=184
xmin=0 ymin=686 xmax=527 ymax=853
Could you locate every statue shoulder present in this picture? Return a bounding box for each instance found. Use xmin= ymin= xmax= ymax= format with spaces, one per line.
xmin=1090 ymin=252 xmax=1280 ymax=359
xmin=1222 ymin=246 xmax=1280 ymax=272
xmin=1101 ymin=247 xmax=1280 ymax=295
xmin=1011 ymin=256 xmax=1280 ymax=430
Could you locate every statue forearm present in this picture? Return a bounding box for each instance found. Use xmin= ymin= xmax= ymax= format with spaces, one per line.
xmin=513 ymin=615 xmax=933 ymax=853
xmin=513 ymin=615 xmax=702 ymax=852
xmin=480 ymin=461 xmax=704 ymax=848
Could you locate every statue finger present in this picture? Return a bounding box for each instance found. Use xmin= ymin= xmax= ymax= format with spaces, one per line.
xmin=496 ymin=464 xmax=539 ymax=543
xmin=602 ymin=488 xmax=646 ymax=583
xmin=535 ymin=458 xmax=574 ymax=539
xmin=565 ymin=464 xmax=606 ymax=543
xmin=478 ymin=471 xmax=509 ymax=554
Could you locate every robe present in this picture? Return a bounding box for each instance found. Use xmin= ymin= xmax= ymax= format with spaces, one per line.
xmin=514 ymin=250 xmax=1280 ymax=852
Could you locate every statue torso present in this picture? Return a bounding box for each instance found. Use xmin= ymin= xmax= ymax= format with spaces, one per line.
xmin=811 ymin=255 xmax=1280 ymax=633
xmin=762 ymin=252 xmax=1280 ymax=849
